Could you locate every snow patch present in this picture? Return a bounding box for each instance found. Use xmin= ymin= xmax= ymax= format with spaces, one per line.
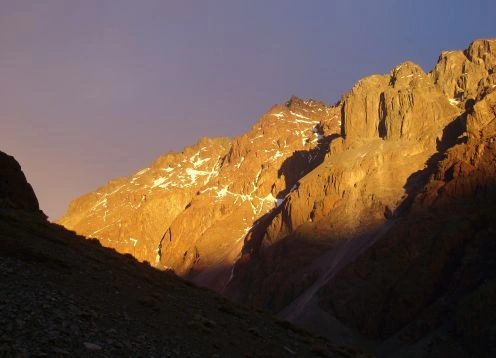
xmin=294 ymin=129 xmax=309 ymax=146
xmin=152 ymin=177 xmax=168 ymax=188
xmin=235 ymin=156 xmax=245 ymax=169
xmin=290 ymin=111 xmax=310 ymax=120
xmin=93 ymin=197 xmax=108 ymax=211
xmin=295 ymin=119 xmax=318 ymax=125
xmin=272 ymin=150 xmax=284 ymax=160
xmin=449 ymin=98 xmax=460 ymax=106
xmin=135 ymin=168 xmax=149 ymax=176
xmin=186 ymin=167 xmax=218 ymax=184
xmin=192 ymin=157 xmax=210 ymax=168
xmin=216 ymin=185 xmax=229 ymax=199
xmin=158 ymin=182 xmax=171 ymax=189
xmin=272 ymin=112 xmax=285 ymax=118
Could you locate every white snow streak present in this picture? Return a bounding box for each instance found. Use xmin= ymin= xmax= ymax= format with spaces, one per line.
xmin=152 ymin=177 xmax=168 ymax=188
xmin=192 ymin=157 xmax=210 ymax=168
xmin=449 ymin=98 xmax=460 ymax=106
xmin=235 ymin=156 xmax=245 ymax=169
xmin=290 ymin=111 xmax=310 ymax=120
xmin=272 ymin=150 xmax=284 ymax=160
xmin=135 ymin=168 xmax=150 ymax=176
xmin=185 ymin=167 xmax=217 ymax=184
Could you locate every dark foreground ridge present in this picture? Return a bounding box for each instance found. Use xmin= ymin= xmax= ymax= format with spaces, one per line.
xmin=0 ymin=151 xmax=366 ymax=357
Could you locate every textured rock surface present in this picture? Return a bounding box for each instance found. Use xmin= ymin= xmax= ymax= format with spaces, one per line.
xmin=431 ymin=39 xmax=496 ymax=102
xmin=59 ymin=137 xmax=232 ymax=264
xmin=342 ymin=61 xmax=459 ymax=143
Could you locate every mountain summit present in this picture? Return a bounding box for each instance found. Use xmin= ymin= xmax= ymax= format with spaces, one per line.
xmin=59 ymin=96 xmax=340 ymax=288
xmin=59 ymin=39 xmax=496 ymax=356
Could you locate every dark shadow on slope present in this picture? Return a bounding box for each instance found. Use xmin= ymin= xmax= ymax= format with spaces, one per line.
xmin=226 ymin=175 xmax=496 ymax=357
xmin=276 ymin=133 xmax=339 ymax=198
xmin=0 ymin=207 xmax=343 ymax=357
xmin=237 ymin=133 xmax=341 ymax=259
xmin=394 ymin=112 xmax=468 ymax=217
xmin=318 ymin=178 xmax=496 ymax=354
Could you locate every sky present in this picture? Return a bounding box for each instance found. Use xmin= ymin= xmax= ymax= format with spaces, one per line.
xmin=1 ymin=0 xmax=495 ymax=220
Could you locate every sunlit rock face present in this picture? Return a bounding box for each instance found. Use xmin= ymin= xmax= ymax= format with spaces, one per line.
xmin=431 ymin=39 xmax=496 ymax=102
xmin=60 ymin=39 xmax=496 ymax=354
xmin=59 ymin=96 xmax=340 ymax=289
xmin=59 ymin=136 xmax=231 ymax=263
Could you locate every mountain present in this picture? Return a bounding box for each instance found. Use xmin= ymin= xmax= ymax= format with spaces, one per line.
xmin=59 ymin=39 xmax=496 ymax=356
xmin=59 ymin=97 xmax=340 ymax=290
xmin=1 ymin=150 xmax=364 ymax=356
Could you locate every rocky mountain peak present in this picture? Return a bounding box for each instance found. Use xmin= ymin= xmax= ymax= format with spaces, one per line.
xmin=431 ymin=38 xmax=496 ymax=103
xmin=465 ymin=38 xmax=496 ymax=64
xmin=0 ymin=151 xmax=41 ymax=213
xmin=389 ymin=61 xmax=427 ymax=88
xmin=342 ymin=59 xmax=460 ymax=143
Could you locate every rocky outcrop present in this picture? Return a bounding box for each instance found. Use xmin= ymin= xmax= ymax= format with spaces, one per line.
xmin=0 ymin=151 xmax=40 ymax=213
xmin=342 ymin=61 xmax=459 ymax=142
xmin=431 ymin=39 xmax=496 ymax=103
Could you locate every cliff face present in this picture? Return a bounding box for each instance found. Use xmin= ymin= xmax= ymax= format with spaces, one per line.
xmin=59 ymin=39 xmax=496 ymax=356
xmin=318 ymin=89 xmax=496 ymax=355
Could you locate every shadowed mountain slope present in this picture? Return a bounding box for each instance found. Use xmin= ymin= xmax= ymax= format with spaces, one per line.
xmin=0 ymin=151 xmax=365 ymax=357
